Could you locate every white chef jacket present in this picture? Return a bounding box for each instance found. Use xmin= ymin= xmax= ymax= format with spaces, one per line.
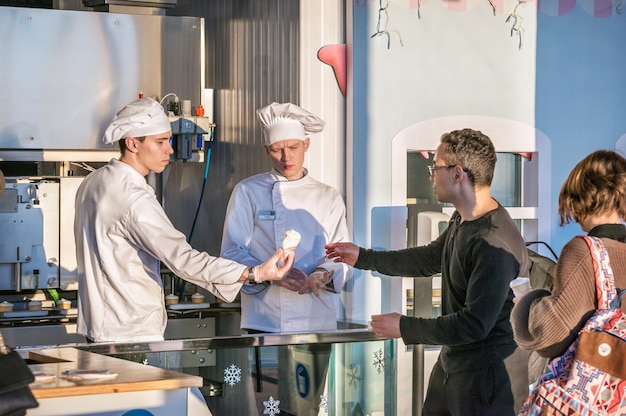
xmin=221 ymin=169 xmax=352 ymax=332
xmin=74 ymin=159 xmax=246 ymax=342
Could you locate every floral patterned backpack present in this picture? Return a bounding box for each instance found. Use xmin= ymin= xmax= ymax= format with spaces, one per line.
xmin=519 ymin=235 xmax=626 ymax=416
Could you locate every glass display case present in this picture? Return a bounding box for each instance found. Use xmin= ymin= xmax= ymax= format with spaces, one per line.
xmin=73 ymin=326 xmax=395 ymax=416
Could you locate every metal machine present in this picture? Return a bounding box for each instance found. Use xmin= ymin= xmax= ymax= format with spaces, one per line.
xmin=0 ymin=6 xmax=213 ymax=344
xmin=0 ymin=177 xmax=82 ymax=292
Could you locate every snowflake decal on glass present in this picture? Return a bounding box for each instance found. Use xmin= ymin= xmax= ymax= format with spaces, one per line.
xmin=223 ymin=363 xmax=242 ymax=386
xmin=320 ymin=394 xmax=329 ymax=414
xmin=347 ymin=364 xmax=361 ymax=389
xmin=263 ymin=396 xmax=281 ymax=415
xmin=373 ymin=348 xmax=385 ymax=374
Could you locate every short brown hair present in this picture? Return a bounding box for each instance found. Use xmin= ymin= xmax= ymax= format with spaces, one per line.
xmin=558 ymin=150 xmax=626 ymax=225
xmin=440 ymin=128 xmax=496 ymax=187
xmin=118 ymin=136 xmax=146 ymax=155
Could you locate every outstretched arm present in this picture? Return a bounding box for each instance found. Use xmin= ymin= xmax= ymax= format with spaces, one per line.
xmin=325 ymin=242 xmax=360 ymax=266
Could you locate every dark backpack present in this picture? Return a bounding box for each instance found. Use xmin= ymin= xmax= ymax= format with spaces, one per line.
xmin=526 ymin=241 xmax=558 ymax=292
xmin=522 ymin=242 xmax=560 ymax=386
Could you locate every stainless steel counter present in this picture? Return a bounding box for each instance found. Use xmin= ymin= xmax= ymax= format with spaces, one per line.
xmin=71 ymin=321 xmax=379 ymax=356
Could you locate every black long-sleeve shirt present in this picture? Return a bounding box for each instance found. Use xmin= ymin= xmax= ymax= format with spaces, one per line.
xmin=356 ymin=204 xmax=529 ymax=372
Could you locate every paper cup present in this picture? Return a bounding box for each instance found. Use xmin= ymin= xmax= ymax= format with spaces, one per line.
xmin=0 ymin=301 xmax=13 ymax=313
xmin=182 ymin=100 xmax=192 ymax=116
xmin=165 ymin=294 xmax=179 ymax=305
xmin=510 ymin=277 xmax=532 ymax=297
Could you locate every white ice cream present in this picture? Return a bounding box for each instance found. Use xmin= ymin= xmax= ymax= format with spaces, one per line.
xmin=282 ymin=229 xmax=301 ymax=251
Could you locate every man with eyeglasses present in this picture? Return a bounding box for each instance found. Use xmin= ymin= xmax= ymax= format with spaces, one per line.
xmin=326 ymin=128 xmax=529 ymax=416
xmin=427 ymin=163 xmax=458 ymax=176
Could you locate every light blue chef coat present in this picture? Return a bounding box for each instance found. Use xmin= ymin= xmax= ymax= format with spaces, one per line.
xmin=221 ymin=169 xmax=352 ymax=333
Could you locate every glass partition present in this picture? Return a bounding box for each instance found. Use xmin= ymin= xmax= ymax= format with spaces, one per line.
xmin=77 ymin=331 xmax=395 ymax=415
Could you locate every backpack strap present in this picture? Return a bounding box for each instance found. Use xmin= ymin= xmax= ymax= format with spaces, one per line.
xmin=578 ymin=235 xmax=617 ymax=310
xmin=610 ymin=289 xmax=626 ymax=310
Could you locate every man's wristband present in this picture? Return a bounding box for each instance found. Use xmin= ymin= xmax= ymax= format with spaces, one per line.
xmin=247 ymin=266 xmax=263 ymax=284
xmin=247 ymin=267 xmax=256 ymax=284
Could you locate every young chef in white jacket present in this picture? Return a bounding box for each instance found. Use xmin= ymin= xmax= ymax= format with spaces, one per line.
xmin=221 ymin=102 xmax=353 ymax=333
xmin=74 ymin=97 xmax=293 ymax=343
xmin=220 ymin=102 xmax=353 ymax=414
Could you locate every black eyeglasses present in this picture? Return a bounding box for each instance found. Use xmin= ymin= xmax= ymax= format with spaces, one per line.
xmin=427 ymin=164 xmax=456 ymax=177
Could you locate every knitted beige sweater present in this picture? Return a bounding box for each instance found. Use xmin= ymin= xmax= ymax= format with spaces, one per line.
xmin=511 ymin=236 xmax=626 ymax=358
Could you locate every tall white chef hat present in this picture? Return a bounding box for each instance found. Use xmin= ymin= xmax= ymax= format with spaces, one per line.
xmin=103 ymin=97 xmax=172 ymax=144
xmin=256 ymin=102 xmax=325 ymax=146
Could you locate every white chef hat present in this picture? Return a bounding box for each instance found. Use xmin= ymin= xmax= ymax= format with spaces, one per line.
xmin=256 ymin=102 xmax=325 ymax=146
xmin=103 ymin=97 xmax=172 ymax=144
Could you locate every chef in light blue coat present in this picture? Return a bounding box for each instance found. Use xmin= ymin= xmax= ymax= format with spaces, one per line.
xmin=220 ymin=102 xmax=353 ymax=414
xmin=221 ymin=102 xmax=353 ymax=333
xmin=74 ymin=97 xmax=293 ymax=343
